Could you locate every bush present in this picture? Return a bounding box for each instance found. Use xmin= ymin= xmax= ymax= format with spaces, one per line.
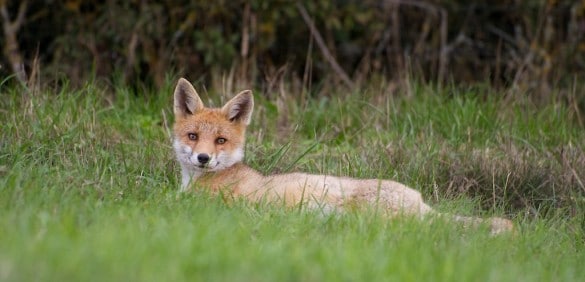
xmin=2 ymin=0 xmax=585 ymax=96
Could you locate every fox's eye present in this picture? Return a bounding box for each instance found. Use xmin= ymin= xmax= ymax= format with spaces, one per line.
xmin=216 ymin=137 xmax=226 ymax=144
xmin=188 ymin=133 xmax=197 ymax=141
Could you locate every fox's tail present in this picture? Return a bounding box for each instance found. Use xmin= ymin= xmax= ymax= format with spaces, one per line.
xmin=448 ymin=214 xmax=515 ymax=235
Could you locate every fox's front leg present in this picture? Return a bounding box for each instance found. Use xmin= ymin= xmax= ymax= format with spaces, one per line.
xmin=179 ymin=165 xmax=200 ymax=192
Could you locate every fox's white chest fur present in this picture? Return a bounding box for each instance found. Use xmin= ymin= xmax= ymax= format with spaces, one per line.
xmin=172 ymin=78 xmax=514 ymax=234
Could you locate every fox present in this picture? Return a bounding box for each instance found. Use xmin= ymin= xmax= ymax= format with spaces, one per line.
xmin=172 ymin=78 xmax=514 ymax=234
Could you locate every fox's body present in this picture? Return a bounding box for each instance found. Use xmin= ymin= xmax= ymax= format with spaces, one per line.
xmin=172 ymin=78 xmax=513 ymax=234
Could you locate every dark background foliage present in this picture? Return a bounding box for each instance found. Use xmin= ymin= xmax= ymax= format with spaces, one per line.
xmin=1 ymin=0 xmax=585 ymax=95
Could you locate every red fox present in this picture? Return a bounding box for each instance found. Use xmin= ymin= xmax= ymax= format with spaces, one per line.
xmin=172 ymin=78 xmax=514 ymax=234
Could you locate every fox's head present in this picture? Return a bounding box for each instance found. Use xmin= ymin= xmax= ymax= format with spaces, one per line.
xmin=172 ymin=78 xmax=253 ymax=176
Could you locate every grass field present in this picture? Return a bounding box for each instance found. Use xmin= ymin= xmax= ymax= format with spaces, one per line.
xmin=1 ymin=80 xmax=584 ymax=281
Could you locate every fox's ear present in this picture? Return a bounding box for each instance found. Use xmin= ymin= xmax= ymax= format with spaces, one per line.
xmin=174 ymin=78 xmax=204 ymax=117
xmin=221 ymin=90 xmax=254 ymax=125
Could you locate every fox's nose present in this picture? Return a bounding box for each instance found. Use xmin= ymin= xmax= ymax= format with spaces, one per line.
xmin=197 ymin=153 xmax=210 ymax=164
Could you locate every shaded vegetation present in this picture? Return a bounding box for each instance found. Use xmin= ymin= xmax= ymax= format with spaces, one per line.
xmin=2 ymin=0 xmax=585 ymax=98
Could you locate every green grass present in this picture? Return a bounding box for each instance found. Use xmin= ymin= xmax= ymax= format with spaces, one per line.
xmin=1 ymin=81 xmax=584 ymax=281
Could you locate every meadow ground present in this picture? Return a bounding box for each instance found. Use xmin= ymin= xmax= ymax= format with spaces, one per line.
xmin=1 ymin=81 xmax=584 ymax=281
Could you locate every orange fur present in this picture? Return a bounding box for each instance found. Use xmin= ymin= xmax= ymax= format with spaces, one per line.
xmin=172 ymin=78 xmax=514 ymax=235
